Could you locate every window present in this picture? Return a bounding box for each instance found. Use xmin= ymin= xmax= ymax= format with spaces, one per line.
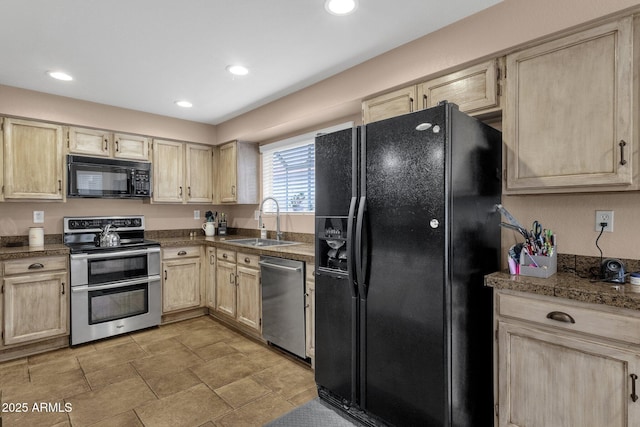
xmin=261 ymin=122 xmax=352 ymax=213
xmin=262 ymin=140 xmax=315 ymax=213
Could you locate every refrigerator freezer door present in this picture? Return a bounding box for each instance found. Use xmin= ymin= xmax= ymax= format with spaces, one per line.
xmin=315 ymin=272 xmax=358 ymax=405
xmin=361 ymin=107 xmax=447 ymax=426
xmin=315 ymin=128 xmax=358 ymax=217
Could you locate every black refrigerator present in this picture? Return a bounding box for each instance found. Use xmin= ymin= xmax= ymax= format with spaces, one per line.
xmin=314 ymin=102 xmax=501 ymax=426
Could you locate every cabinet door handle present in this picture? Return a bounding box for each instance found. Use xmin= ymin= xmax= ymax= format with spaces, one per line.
xmin=61 ymin=282 xmax=65 ymax=295
xmin=231 ymin=185 xmax=236 ymax=196
xmin=188 ymin=186 xmax=191 ymax=197
xmin=104 ymin=139 xmax=109 ymax=151
xmin=620 ymin=140 xmax=627 ymax=165
xmin=28 ymin=263 xmax=45 ymax=270
xmin=179 ymin=186 xmax=183 ymax=196
xmin=58 ymin=180 xmax=62 ymax=192
xmin=409 ymin=97 xmax=414 ymax=112
xmin=229 ymin=272 xmax=234 ymax=284
xmin=546 ymin=311 xmax=575 ymax=324
xmin=115 ymin=140 xmax=119 ymax=152
xmin=423 ymin=94 xmax=427 ymax=109
xmin=632 ymin=374 xmax=638 ymax=403
xmin=164 ymin=270 xmax=168 ymax=281
xmin=177 ymin=250 xmax=187 ymax=256
xmin=210 ymin=255 xmax=214 ymax=264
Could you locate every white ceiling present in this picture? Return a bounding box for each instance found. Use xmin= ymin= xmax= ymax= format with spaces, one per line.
xmin=0 ymin=0 xmax=501 ymax=125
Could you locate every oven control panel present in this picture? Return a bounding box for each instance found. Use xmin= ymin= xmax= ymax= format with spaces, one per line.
xmin=65 ymin=216 xmax=144 ymax=232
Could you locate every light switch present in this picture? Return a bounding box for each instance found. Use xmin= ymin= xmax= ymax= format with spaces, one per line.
xmin=33 ymin=211 xmax=45 ymax=223
xmin=194 ymin=210 xmax=200 ymax=220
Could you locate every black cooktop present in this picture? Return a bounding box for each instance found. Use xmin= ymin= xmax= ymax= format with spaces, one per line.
xmin=66 ymin=239 xmax=160 ymax=254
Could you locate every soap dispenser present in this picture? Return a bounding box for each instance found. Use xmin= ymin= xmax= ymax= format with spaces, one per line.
xmin=260 ymin=224 xmax=267 ymax=239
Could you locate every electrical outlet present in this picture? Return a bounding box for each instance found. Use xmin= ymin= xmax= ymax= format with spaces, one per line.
xmin=595 ymin=210 xmax=614 ymax=232
xmin=254 ymin=210 xmax=260 ymax=220
xmin=194 ymin=210 xmax=200 ymax=220
xmin=33 ymin=211 xmax=44 ymax=223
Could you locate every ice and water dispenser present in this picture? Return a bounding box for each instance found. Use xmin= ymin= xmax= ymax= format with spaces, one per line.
xmin=316 ymin=217 xmax=348 ymax=273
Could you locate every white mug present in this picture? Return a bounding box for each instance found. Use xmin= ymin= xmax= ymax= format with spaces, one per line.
xmin=202 ymin=222 xmax=215 ymax=236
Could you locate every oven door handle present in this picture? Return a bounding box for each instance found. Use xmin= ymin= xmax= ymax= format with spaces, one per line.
xmin=70 ymin=247 xmax=160 ymax=260
xmin=71 ymin=276 xmax=161 ymax=293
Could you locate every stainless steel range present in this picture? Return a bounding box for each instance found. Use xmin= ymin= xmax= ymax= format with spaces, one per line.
xmin=64 ymin=216 xmax=161 ymax=345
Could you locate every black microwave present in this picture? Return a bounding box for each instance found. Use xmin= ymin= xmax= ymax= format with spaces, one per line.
xmin=67 ymin=155 xmax=151 ymax=198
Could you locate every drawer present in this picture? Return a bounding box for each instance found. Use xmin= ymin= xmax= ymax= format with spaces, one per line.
xmin=162 ymin=246 xmax=200 ymax=260
xmin=497 ymin=291 xmax=640 ymax=345
xmin=237 ymin=252 xmax=260 ymax=268
xmin=4 ymin=256 xmax=68 ymax=275
xmin=217 ymin=248 xmax=236 ymax=263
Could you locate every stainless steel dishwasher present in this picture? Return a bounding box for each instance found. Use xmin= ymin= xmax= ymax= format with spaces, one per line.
xmin=260 ymin=256 xmax=306 ymax=359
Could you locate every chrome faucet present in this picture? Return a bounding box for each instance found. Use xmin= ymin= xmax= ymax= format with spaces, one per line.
xmin=259 ymin=197 xmax=283 ymax=241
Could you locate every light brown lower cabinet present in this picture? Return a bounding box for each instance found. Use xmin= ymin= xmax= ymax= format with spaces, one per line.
xmin=305 ymin=263 xmax=315 ymax=359
xmin=162 ymin=246 xmax=203 ymax=313
xmin=214 ymin=249 xmax=261 ymax=333
xmin=2 ymin=256 xmax=69 ymax=346
xmin=495 ymin=290 xmax=640 ymax=427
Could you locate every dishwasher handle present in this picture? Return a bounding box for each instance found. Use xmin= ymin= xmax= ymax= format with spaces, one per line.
xmin=259 ymin=261 xmax=302 ymax=272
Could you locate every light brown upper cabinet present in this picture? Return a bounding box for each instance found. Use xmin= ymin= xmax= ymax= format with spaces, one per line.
xmin=3 ymin=118 xmax=65 ymax=200
xmin=503 ymin=17 xmax=637 ymax=193
xmin=362 ymin=58 xmax=503 ymax=124
xmin=0 ymin=118 xmax=4 ymax=202
xmin=153 ymin=139 xmax=214 ymax=204
xmin=68 ymin=126 xmax=150 ymax=161
xmin=362 ymin=87 xmax=418 ymax=124
xmin=218 ymin=140 xmax=259 ymax=204
xmin=417 ymin=59 xmax=501 ymax=116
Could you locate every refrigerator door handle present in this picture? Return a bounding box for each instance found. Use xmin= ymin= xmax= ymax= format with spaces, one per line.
xmin=355 ymin=196 xmax=367 ymax=295
xmin=346 ymin=196 xmax=358 ymax=298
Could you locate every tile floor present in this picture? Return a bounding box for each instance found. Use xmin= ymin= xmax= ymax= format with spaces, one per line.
xmin=0 ymin=316 xmax=317 ymax=427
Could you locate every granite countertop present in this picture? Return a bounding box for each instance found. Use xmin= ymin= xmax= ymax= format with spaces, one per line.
xmin=0 ymin=235 xmax=315 ymax=264
xmin=0 ymin=244 xmax=70 ymax=260
xmin=154 ymin=236 xmax=315 ymax=264
xmin=485 ymin=270 xmax=640 ymax=311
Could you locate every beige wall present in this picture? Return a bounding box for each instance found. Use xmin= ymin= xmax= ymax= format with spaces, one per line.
xmin=3 ymin=0 xmax=640 ymax=258
xmin=0 ymin=85 xmax=217 ymax=145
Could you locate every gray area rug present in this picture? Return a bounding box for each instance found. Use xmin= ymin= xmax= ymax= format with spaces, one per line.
xmin=265 ymin=398 xmax=364 ymax=426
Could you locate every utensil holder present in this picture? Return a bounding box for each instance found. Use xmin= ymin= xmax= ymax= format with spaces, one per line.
xmin=519 ymin=248 xmax=557 ymax=278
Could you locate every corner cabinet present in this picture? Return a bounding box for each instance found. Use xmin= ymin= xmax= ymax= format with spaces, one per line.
xmin=362 ymin=58 xmax=503 ymax=124
xmin=152 ymin=139 xmax=214 ymax=204
xmin=2 ymin=256 xmax=69 ymax=346
xmin=2 ymin=118 xmax=65 ymax=200
xmin=494 ymin=290 xmax=640 ymax=427
xmin=503 ymin=16 xmax=638 ymax=193
xmin=218 ymin=140 xmax=259 ymax=204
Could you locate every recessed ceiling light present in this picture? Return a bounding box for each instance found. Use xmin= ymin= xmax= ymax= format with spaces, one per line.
xmin=175 ymin=100 xmax=193 ymax=108
xmin=226 ymin=65 xmax=249 ymax=76
xmin=47 ymin=71 xmax=73 ymax=81
xmin=325 ymin=0 xmax=358 ymax=16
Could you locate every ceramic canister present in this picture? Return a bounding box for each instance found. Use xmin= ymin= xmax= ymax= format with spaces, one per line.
xmin=202 ymin=222 xmax=215 ymax=236
xmin=29 ymin=227 xmax=44 ymax=248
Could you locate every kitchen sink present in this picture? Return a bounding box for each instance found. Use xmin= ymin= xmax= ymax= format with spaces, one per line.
xmin=225 ymin=238 xmax=300 ymax=247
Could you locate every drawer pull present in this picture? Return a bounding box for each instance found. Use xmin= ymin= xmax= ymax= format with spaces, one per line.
xmin=244 ymin=257 xmax=250 ymax=263
xmin=28 ymin=263 xmax=45 ymax=270
xmin=546 ymin=311 xmax=575 ymax=324
xmin=632 ymin=374 xmax=638 ymax=403
xmin=177 ymin=250 xmax=187 ymax=256
xmin=223 ymin=253 xmax=228 ymax=259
